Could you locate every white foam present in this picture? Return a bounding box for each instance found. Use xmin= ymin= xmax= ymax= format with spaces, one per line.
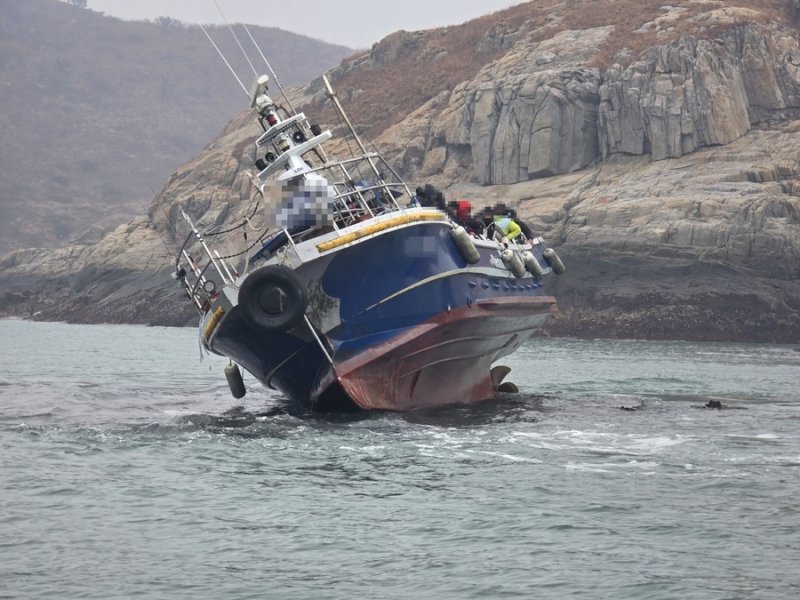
xmin=565 ymin=462 xmax=613 ymax=473
xmin=465 ymin=449 xmax=542 ymax=463
xmin=512 ymin=429 xmax=688 ymax=456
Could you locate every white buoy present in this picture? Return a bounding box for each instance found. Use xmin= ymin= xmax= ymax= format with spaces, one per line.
xmin=521 ymin=250 xmax=545 ymax=278
xmin=450 ymin=226 xmax=481 ymax=264
xmin=224 ymin=362 xmax=246 ymax=399
xmin=543 ymin=248 xmax=566 ymax=274
xmin=500 ymin=248 xmax=526 ymax=278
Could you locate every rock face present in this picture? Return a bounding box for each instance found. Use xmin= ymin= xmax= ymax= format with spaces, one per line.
xmin=598 ymin=26 xmax=800 ymax=160
xmin=404 ymin=22 xmax=800 ymax=186
xmin=469 ymin=122 xmax=800 ymax=342
xmin=453 ymin=28 xmax=607 ymax=185
xmin=0 ymin=112 xmax=258 ymax=327
xmin=1 ymin=3 xmax=800 ymax=343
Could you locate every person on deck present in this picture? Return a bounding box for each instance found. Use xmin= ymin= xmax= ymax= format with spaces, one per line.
xmin=492 ymin=211 xmax=523 ymax=243
xmin=447 ymin=199 xmax=483 ymax=237
xmin=479 ymin=206 xmax=497 ymax=240
xmin=493 ymin=203 xmax=535 ymax=243
xmin=507 ymin=208 xmax=535 ymax=241
xmin=414 ymin=184 xmax=446 ymax=210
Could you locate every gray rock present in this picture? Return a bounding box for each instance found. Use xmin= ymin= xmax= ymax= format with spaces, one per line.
xmin=2 ymin=11 xmax=800 ymax=343
xmin=406 ymin=23 xmax=800 ymax=184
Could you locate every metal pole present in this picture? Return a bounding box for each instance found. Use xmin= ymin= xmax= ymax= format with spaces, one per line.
xmin=304 ymin=316 xmax=333 ymax=365
xmin=322 ymin=75 xmax=384 ymax=182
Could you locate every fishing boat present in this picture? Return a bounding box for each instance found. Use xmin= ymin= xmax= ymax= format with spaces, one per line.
xmin=173 ymin=72 xmax=564 ymax=411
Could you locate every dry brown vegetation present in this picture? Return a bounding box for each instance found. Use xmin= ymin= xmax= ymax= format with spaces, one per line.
xmin=306 ymin=2 xmax=553 ymax=139
xmin=303 ymin=0 xmax=796 ymax=139
xmin=0 ymin=0 xmax=351 ymax=253
xmin=581 ymin=0 xmax=796 ymax=69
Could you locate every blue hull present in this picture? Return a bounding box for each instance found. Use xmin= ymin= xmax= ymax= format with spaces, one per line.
xmin=210 ymin=222 xmax=557 ymax=411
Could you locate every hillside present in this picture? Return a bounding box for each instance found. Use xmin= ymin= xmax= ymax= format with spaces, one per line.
xmin=1 ymin=0 xmax=799 ymax=343
xmin=0 ymin=0 xmax=351 ymax=253
xmin=302 ymin=0 xmax=797 ymax=139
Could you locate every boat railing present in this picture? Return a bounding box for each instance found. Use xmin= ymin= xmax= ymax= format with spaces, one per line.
xmin=315 ymin=153 xmax=415 ymax=228
xmin=173 ymin=68 xmax=421 ymax=315
xmin=173 ymin=171 xmax=416 ymax=315
xmin=174 ymin=211 xmax=239 ymax=314
xmin=248 ymin=72 xmax=414 ymax=241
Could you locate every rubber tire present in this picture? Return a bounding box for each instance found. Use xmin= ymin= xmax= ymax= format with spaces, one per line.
xmin=238 ymin=265 xmax=307 ymax=332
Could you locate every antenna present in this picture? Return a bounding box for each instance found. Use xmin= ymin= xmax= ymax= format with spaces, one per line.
xmin=221 ymin=0 xmax=297 ymax=114
xmin=198 ymin=22 xmax=249 ymax=97
xmin=211 ymin=0 xmax=258 ymax=78
xmin=147 ymin=182 xmax=178 ymax=236
xmin=323 ymin=75 xmax=371 ymax=157
xmin=145 ymin=183 xmax=177 ymax=258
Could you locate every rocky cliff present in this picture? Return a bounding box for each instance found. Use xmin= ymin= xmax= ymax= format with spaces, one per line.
xmin=2 ymin=0 xmax=799 ymax=343
xmin=377 ymin=10 xmax=800 ymax=185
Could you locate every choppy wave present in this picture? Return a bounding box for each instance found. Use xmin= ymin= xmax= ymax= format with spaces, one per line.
xmin=2 ymin=320 xmax=800 ymax=599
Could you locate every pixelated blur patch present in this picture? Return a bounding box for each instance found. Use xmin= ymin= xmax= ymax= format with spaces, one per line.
xmin=266 ymin=178 xmax=334 ymax=230
xmin=402 ymin=234 xmax=438 ymax=258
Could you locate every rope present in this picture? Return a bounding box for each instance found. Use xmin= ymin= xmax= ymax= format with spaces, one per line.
xmin=212 ymin=0 xmax=258 ymax=78
xmin=202 ymin=198 xmax=261 ymax=237
xmin=214 ymin=227 xmax=273 ymax=260
xmin=199 ymin=23 xmax=249 ymax=98
xmin=201 ymin=169 xmax=265 ymax=237
xmin=222 ymin=0 xmax=297 ymax=114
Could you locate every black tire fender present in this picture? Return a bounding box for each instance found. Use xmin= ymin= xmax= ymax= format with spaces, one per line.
xmin=238 ymin=265 xmax=308 ymax=332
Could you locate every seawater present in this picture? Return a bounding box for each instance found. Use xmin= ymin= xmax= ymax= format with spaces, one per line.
xmin=1 ymin=319 xmax=799 ymax=600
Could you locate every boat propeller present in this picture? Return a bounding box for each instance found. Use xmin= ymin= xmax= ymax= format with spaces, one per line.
xmin=490 ymin=365 xmax=519 ymax=393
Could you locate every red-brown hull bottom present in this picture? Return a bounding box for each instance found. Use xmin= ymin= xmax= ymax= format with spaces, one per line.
xmin=331 ymin=297 xmax=558 ymax=411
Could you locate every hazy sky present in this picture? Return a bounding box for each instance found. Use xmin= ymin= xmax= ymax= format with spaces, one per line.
xmin=86 ymin=0 xmax=527 ymax=49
